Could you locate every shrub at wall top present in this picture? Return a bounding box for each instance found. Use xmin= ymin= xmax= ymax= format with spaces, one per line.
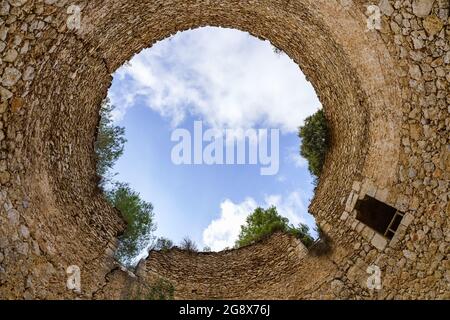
xmin=298 ymin=109 xmax=330 ymax=182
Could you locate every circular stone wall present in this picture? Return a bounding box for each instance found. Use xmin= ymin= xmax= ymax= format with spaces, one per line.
xmin=0 ymin=0 xmax=448 ymax=300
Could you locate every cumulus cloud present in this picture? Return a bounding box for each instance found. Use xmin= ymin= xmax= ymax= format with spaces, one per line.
xmin=109 ymin=27 xmax=321 ymax=133
xmin=286 ymin=146 xmax=308 ymax=168
xmin=202 ymin=191 xmax=310 ymax=251
xmin=107 ymin=26 xmax=320 ymax=252
xmin=202 ymin=198 xmax=257 ymax=252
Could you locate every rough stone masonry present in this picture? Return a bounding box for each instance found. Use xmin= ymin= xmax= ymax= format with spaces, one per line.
xmin=0 ymin=0 xmax=448 ymax=299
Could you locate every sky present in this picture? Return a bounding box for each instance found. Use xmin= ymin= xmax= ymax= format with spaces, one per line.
xmin=108 ymin=27 xmax=321 ymax=252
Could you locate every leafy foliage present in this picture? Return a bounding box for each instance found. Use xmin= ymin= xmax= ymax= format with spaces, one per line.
xmin=289 ymin=223 xmax=315 ymax=248
xmin=95 ymin=99 xmax=156 ymax=267
xmin=236 ymin=207 xmax=288 ymax=247
xmin=154 ymin=237 xmax=174 ymax=251
xmin=95 ymin=98 xmax=127 ymax=187
xmin=309 ymin=224 xmax=333 ymax=257
xmin=298 ymin=109 xmax=330 ymax=181
xmin=106 ymin=182 xmax=156 ymax=266
xmin=236 ymin=206 xmax=315 ymax=248
xmin=133 ymin=278 xmax=175 ymax=300
xmin=146 ymin=279 xmax=175 ymax=300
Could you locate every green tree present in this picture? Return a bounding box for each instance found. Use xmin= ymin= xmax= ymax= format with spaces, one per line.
xmin=236 ymin=206 xmax=315 ymax=248
xmin=290 ymin=223 xmax=315 ymax=248
xmin=154 ymin=237 xmax=174 ymax=251
xmin=95 ymin=99 xmax=157 ymax=267
xmin=236 ymin=207 xmax=288 ymax=248
xmin=298 ymin=109 xmax=330 ymax=181
xmin=95 ymin=98 xmax=127 ymax=187
xmin=106 ymin=182 xmax=156 ymax=266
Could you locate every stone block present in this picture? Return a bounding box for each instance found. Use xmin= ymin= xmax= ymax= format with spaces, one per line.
xmin=352 ymin=181 xmax=361 ymax=192
xmin=423 ymin=15 xmax=444 ymax=37
xmin=412 ymin=0 xmax=435 ymax=17
xmin=361 ymin=226 xmax=375 ymax=242
xmin=396 ymin=194 xmax=410 ymax=212
xmin=400 ymin=213 xmax=414 ymax=227
xmin=371 ymin=233 xmax=388 ymax=251
xmin=360 ymin=179 xmax=377 ymax=199
xmin=375 ymin=188 xmax=389 ymax=202
xmin=389 ymin=225 xmax=407 ymax=248
xmin=345 ymin=191 xmax=358 ymax=212
xmin=340 ymin=211 xmax=349 ymax=221
xmin=356 ymin=222 xmax=365 ymax=233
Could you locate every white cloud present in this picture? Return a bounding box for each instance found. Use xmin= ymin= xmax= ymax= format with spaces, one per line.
xmin=202 ymin=198 xmax=257 ymax=252
xmin=263 ymin=192 xmax=308 ymax=227
xmin=109 ymin=26 xmax=321 ymax=133
xmin=202 ymin=191 xmax=310 ymax=251
xmin=286 ymin=146 xmax=308 ymax=168
xmin=107 ymin=26 xmax=320 ymax=253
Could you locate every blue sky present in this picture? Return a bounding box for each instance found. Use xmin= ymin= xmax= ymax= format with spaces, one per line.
xmin=108 ymin=27 xmax=321 ymax=251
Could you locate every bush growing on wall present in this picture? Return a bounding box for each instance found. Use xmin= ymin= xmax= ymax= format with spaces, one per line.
xmin=154 ymin=237 xmax=174 ymax=251
xmin=308 ymin=225 xmax=333 ymax=257
xmin=95 ymin=99 xmax=156 ymax=267
xmin=180 ymin=237 xmax=198 ymax=253
xmin=133 ymin=278 xmax=175 ymax=300
xmin=106 ymin=183 xmax=156 ymax=266
xmin=236 ymin=206 xmax=315 ymax=248
xmin=95 ymin=99 xmax=127 ymax=188
xmin=146 ymin=278 xmax=175 ymax=300
xmin=298 ymin=109 xmax=330 ymax=182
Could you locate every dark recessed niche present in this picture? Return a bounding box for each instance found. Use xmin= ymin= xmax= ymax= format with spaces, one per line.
xmin=355 ymin=196 xmax=404 ymax=240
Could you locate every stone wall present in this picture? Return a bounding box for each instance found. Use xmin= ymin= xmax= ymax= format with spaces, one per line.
xmin=97 ymin=232 xmax=338 ymax=300
xmin=0 ymin=0 xmax=448 ymax=300
xmin=137 ymin=233 xmax=313 ymax=300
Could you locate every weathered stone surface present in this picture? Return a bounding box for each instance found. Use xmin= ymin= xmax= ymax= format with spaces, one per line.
xmin=330 ymin=279 xmax=345 ymax=294
xmin=409 ymin=65 xmax=422 ymax=80
xmin=345 ymin=191 xmax=359 ymax=212
xmin=9 ymin=0 xmax=28 ymax=7
xmin=7 ymin=209 xmax=20 ymax=226
xmin=401 ymin=213 xmax=414 ymax=227
xmin=0 ymin=0 xmax=448 ymax=301
xmin=3 ymin=49 xmax=18 ymax=63
xmin=22 ymin=67 xmax=35 ymax=81
xmin=362 ymin=226 xmax=375 ymax=242
xmin=0 ymin=1 xmax=10 ymax=15
xmin=0 ymin=86 xmax=13 ymax=101
xmin=412 ymin=0 xmax=435 ymax=17
xmin=0 ymin=41 xmax=6 ymax=53
xmin=10 ymin=97 xmax=23 ymax=113
xmin=19 ymin=225 xmax=30 ymax=239
xmin=340 ymin=211 xmax=349 ymax=221
xmin=379 ymin=0 xmax=394 ymax=16
xmin=1 ymin=68 xmax=21 ymax=87
xmin=371 ymin=233 xmax=388 ymax=251
xmin=423 ymin=16 xmax=444 ymax=36
xmin=403 ymin=250 xmax=417 ymax=261
xmin=126 ymin=233 xmax=328 ymax=300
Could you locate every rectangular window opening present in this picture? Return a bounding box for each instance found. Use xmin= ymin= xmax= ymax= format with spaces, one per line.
xmin=355 ymin=196 xmax=404 ymax=240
